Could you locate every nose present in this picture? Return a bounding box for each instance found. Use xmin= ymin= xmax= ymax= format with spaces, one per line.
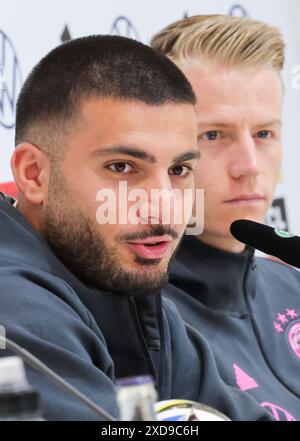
xmin=228 ymin=133 xmax=260 ymax=179
xmin=136 ymin=172 xmax=181 ymax=226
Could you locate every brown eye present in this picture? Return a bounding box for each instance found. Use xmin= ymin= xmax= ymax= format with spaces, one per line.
xmin=169 ymin=165 xmax=191 ymax=177
xmin=107 ymin=162 xmax=134 ymax=174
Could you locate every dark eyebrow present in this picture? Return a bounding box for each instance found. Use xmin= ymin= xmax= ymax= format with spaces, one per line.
xmin=173 ymin=150 xmax=200 ymax=164
xmin=91 ymin=146 xmax=156 ymax=163
xmin=91 ymin=146 xmax=200 ymax=164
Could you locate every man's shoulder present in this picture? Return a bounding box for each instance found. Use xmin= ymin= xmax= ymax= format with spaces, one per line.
xmin=0 ymin=263 xmax=112 ymax=364
xmin=0 ymin=264 xmax=98 ymax=332
xmin=256 ymin=256 xmax=300 ymax=279
xmin=0 ymin=265 xmax=116 ymax=420
xmin=255 ymin=256 xmax=300 ymax=295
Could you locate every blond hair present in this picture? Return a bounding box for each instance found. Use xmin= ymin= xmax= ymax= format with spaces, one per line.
xmin=151 ymin=15 xmax=285 ymax=73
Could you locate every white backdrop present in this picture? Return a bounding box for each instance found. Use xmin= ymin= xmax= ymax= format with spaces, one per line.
xmin=0 ymin=0 xmax=299 ymax=232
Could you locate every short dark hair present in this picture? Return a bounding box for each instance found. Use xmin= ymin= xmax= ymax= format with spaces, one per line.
xmin=15 ymin=35 xmax=196 ymax=156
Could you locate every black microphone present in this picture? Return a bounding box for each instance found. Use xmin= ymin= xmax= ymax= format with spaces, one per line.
xmin=230 ymin=219 xmax=300 ymax=269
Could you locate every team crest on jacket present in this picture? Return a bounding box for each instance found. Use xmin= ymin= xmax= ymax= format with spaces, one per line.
xmin=287 ymin=321 xmax=300 ymax=360
xmin=273 ymin=307 xmax=300 ymax=360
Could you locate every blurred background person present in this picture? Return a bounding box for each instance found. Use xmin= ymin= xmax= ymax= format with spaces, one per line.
xmin=152 ymin=15 xmax=300 ymax=421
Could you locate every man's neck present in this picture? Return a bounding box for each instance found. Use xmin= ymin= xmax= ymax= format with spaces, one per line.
xmin=196 ymin=231 xmax=246 ymax=254
xmin=16 ymin=200 xmax=44 ymax=235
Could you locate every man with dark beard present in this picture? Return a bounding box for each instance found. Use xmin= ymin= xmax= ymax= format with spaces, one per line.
xmin=0 ymin=35 xmax=272 ymax=420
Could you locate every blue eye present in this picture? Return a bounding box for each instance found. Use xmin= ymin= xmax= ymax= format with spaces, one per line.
xmin=203 ymin=131 xmax=220 ymax=141
xmin=257 ymin=130 xmax=271 ymax=139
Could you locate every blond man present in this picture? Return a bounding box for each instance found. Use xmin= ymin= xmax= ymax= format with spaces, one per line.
xmin=152 ymin=15 xmax=300 ymax=421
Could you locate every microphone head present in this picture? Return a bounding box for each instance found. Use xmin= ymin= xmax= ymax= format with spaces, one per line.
xmin=230 ymin=219 xmax=300 ymax=269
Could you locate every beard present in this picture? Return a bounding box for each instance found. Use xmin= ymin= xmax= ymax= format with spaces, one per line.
xmin=41 ymin=169 xmax=178 ymax=296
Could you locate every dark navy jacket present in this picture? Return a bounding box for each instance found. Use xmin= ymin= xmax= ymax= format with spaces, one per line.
xmin=0 ymin=196 xmax=273 ymax=420
xmin=165 ymin=235 xmax=300 ymax=421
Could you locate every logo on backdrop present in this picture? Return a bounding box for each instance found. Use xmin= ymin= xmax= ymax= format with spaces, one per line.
xmin=184 ymin=5 xmax=249 ymax=20
xmin=61 ymin=25 xmax=72 ymax=43
xmin=110 ymin=16 xmax=140 ymax=41
xmin=229 ymin=4 xmax=249 ymax=17
xmin=0 ymin=30 xmax=22 ymax=129
xmin=265 ymin=198 xmax=289 ymax=231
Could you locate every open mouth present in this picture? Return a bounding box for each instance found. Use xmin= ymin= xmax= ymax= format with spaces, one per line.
xmin=143 ymin=241 xmax=165 ymax=247
xmin=126 ymin=236 xmax=172 ymax=259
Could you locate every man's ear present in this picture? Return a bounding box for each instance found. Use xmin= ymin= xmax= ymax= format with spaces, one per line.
xmin=11 ymin=143 xmax=50 ymax=205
